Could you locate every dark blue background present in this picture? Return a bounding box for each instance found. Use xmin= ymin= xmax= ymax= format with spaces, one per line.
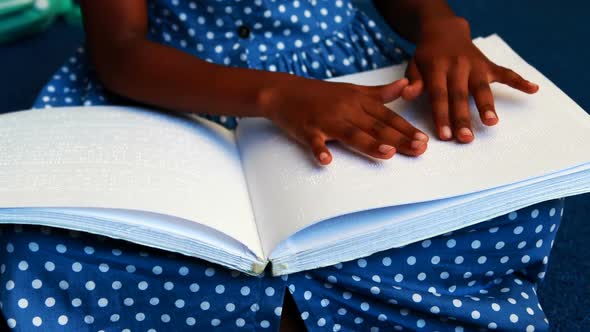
xmin=0 ymin=1 xmax=588 ymax=330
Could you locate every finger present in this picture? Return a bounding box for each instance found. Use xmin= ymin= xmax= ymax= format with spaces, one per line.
xmin=352 ymin=112 xmax=427 ymax=157
xmin=448 ymin=58 xmax=474 ymax=143
xmin=362 ymin=98 xmax=429 ymax=142
xmin=426 ymin=70 xmax=452 ymax=141
xmin=492 ymin=65 xmax=539 ymax=94
xmin=301 ymin=130 xmax=332 ymax=165
xmin=360 ymin=78 xmax=408 ymax=103
xmin=402 ymin=58 xmax=424 ymax=101
xmin=469 ymin=71 xmax=498 ymax=126
xmin=331 ymin=123 xmax=397 ymax=160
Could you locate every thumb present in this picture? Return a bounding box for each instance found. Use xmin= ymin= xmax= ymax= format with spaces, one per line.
xmin=366 ymin=78 xmax=409 ymax=103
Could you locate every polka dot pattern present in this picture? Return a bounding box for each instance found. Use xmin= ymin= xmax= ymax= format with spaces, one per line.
xmin=0 ymin=199 xmax=563 ymax=331
xmin=31 ymin=0 xmax=406 ymax=131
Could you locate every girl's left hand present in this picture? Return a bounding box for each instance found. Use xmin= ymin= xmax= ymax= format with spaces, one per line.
xmin=401 ymin=17 xmax=540 ymax=143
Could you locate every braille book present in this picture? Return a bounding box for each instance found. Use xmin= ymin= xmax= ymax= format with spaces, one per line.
xmin=1 ymin=35 xmax=589 ymax=275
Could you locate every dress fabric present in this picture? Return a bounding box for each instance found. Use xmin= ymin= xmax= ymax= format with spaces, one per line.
xmin=1 ymin=0 xmax=564 ymax=331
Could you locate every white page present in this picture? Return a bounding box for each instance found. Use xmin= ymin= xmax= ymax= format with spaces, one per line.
xmin=237 ymin=35 xmax=590 ymax=256
xmin=0 ymin=106 xmax=264 ymax=259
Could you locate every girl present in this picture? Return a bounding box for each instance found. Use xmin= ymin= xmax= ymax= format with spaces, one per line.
xmin=1 ymin=1 xmax=562 ymax=331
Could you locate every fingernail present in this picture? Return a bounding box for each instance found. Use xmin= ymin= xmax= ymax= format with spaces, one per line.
xmin=378 ymin=144 xmax=395 ymax=154
xmin=414 ymin=132 xmax=429 ymax=142
xmin=527 ymin=81 xmax=539 ymax=89
xmin=484 ymin=111 xmax=497 ymax=120
xmin=458 ymin=127 xmax=473 ymax=138
xmin=440 ymin=126 xmax=452 ymax=140
xmin=319 ymin=152 xmax=330 ymax=162
xmin=411 ymin=140 xmax=426 ymax=150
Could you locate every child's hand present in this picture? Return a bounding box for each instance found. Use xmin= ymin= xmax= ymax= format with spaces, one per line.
xmin=258 ymin=78 xmax=429 ymax=165
xmin=401 ymin=17 xmax=539 ymax=143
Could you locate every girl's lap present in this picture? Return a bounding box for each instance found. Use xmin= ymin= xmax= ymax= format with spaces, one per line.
xmin=0 ymin=199 xmax=563 ymax=332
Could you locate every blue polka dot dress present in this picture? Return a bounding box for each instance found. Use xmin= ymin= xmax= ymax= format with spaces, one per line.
xmin=2 ymin=1 xmax=565 ymax=331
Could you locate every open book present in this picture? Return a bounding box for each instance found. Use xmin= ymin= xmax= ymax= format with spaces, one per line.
xmin=1 ymin=35 xmax=589 ymax=276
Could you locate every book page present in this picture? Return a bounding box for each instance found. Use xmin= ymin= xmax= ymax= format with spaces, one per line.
xmin=0 ymin=106 xmax=264 ymax=259
xmin=236 ymin=35 xmax=590 ymax=256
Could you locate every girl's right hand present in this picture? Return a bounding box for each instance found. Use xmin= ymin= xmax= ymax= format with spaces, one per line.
xmin=257 ymin=77 xmax=429 ymax=165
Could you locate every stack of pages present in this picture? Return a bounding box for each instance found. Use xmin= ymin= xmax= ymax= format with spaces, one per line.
xmin=1 ymin=35 xmax=589 ymax=276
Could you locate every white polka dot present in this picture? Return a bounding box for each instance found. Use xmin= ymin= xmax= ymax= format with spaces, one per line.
xmin=85 ymin=281 xmax=95 ymax=291
xmin=216 ymin=284 xmax=226 ymax=294
xmin=394 ymin=274 xmax=403 ymax=282
xmin=342 ymin=291 xmax=352 ymax=300
xmin=111 ymin=281 xmax=122 ymax=290
xmin=357 ymin=258 xmax=367 ymax=268
xmin=200 ymin=301 xmax=210 ymax=310
xmin=18 ymin=261 xmax=28 ymax=271
xmin=412 ymin=294 xmax=422 ymax=303
xmin=508 ymin=211 xmax=518 ymax=220
xmin=491 ymin=303 xmax=501 ymax=311
xmin=72 ymin=262 xmax=82 ymax=272
xmin=478 ymin=256 xmax=487 ymax=264
xmin=186 ymin=317 xmax=196 ymax=326
xmin=260 ymin=320 xmax=270 ymax=328
xmin=407 ymin=256 xmax=416 ymax=265
xmin=175 ymin=299 xmax=185 ymax=308
xmin=440 ymin=271 xmax=450 ymax=279
xmin=58 ymin=315 xmax=68 ymax=325
xmin=84 ymin=315 xmax=94 ymax=324
xmin=32 ymin=316 xmax=42 ymax=327
xmin=370 ymin=286 xmax=380 ymax=295
xmin=514 ymin=226 xmax=524 ymax=234
xmin=161 ymin=314 xmax=171 ymax=322
xmin=360 ymin=302 xmax=370 ymax=311
xmin=32 ymin=279 xmax=42 ymax=289
xmin=190 ymin=283 xmax=200 ymax=292
xmin=304 ymin=290 xmax=312 ymax=300
xmin=526 ymin=325 xmax=535 ymax=332
xmin=44 ymin=261 xmax=55 ymax=271
xmin=7 ymin=319 xmax=16 ymax=328
xmin=471 ymin=310 xmax=481 ymax=319
xmin=453 ymin=299 xmax=462 ymax=307
xmin=265 ymin=286 xmax=275 ymax=296
xmin=236 ymin=318 xmax=246 ymax=327
xmin=531 ymin=209 xmax=539 ymax=218
xmin=164 ymin=281 xmax=174 ymax=290
xmin=447 ymin=239 xmax=457 ymax=248
xmin=488 ymin=322 xmax=498 ymax=329
xmin=205 ymin=267 xmax=215 ymax=276
xmin=455 ymin=256 xmax=464 ymax=264
xmin=18 ymin=298 xmax=28 ymax=309
xmin=45 ymin=297 xmax=55 ymax=307
xmin=431 ymin=256 xmax=440 ymax=264
xmin=56 ymin=244 xmax=67 ymax=253
xmin=28 ymin=242 xmax=39 ymax=252
xmin=471 ymin=240 xmax=481 ymax=249
xmin=99 ymin=263 xmax=109 ymax=272
xmin=152 ymin=266 xmax=163 ymax=275
xmin=417 ymin=272 xmax=427 ymax=281
xmin=510 ymin=314 xmax=519 ymax=323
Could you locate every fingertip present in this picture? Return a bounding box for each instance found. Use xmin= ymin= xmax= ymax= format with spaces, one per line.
xmin=456 ymin=127 xmax=475 ymax=143
xmin=318 ymin=151 xmax=332 ymax=165
xmin=481 ymin=110 xmax=499 ymax=126
xmin=526 ymin=82 xmax=539 ymax=94
xmin=439 ymin=126 xmax=453 ymax=141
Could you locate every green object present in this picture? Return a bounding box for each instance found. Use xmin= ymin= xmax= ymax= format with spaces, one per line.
xmin=0 ymin=0 xmax=81 ymax=44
